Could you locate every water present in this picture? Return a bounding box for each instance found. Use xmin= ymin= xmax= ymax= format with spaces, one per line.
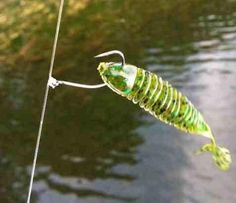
xmin=0 ymin=0 xmax=236 ymax=202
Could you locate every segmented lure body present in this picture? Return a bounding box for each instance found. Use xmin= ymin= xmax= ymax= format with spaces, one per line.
xmin=127 ymin=68 xmax=210 ymax=136
xmin=98 ymin=62 xmax=231 ymax=170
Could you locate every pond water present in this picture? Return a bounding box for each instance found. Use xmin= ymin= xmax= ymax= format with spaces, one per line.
xmin=0 ymin=0 xmax=236 ymax=203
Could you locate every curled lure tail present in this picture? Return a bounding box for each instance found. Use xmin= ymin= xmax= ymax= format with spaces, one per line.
xmin=195 ymin=133 xmax=231 ymax=170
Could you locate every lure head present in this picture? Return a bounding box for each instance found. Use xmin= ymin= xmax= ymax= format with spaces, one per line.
xmin=98 ymin=62 xmax=137 ymax=96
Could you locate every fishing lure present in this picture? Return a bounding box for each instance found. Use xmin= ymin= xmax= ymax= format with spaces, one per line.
xmin=94 ymin=50 xmax=231 ymax=170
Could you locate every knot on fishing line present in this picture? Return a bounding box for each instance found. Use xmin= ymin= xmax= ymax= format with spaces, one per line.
xmin=48 ymin=77 xmax=60 ymax=89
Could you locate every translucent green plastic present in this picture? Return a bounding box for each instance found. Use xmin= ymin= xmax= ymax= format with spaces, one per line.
xmin=98 ymin=62 xmax=231 ymax=170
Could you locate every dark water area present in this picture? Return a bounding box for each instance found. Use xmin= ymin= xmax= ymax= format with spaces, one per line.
xmin=0 ymin=0 xmax=236 ymax=202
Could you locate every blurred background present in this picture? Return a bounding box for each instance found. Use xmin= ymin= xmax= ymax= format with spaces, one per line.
xmin=0 ymin=0 xmax=236 ymax=202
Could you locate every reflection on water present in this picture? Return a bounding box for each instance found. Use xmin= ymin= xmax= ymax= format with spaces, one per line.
xmin=1 ymin=0 xmax=236 ymax=203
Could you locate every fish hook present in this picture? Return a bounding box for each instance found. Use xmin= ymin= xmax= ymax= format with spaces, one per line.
xmin=48 ymin=76 xmax=106 ymax=89
xmin=95 ymin=50 xmax=126 ymax=66
xmin=49 ymin=50 xmax=126 ymax=89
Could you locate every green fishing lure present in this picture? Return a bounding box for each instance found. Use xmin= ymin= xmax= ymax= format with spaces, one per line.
xmin=95 ymin=50 xmax=231 ymax=171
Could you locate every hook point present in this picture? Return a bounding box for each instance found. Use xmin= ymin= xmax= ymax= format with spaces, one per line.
xmin=94 ymin=50 xmax=125 ymax=66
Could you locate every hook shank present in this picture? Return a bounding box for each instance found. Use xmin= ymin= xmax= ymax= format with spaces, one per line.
xmin=48 ymin=77 xmax=106 ymax=89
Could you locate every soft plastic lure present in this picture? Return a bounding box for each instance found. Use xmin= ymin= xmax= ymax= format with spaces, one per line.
xmin=95 ymin=50 xmax=231 ymax=170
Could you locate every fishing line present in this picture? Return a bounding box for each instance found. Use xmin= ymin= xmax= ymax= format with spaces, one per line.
xmin=26 ymin=0 xmax=65 ymax=202
xmin=27 ymin=0 xmax=106 ymax=202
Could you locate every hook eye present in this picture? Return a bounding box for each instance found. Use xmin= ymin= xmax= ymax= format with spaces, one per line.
xmin=94 ymin=50 xmax=125 ymax=66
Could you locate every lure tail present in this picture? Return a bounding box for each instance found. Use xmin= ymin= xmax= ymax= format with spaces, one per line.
xmin=195 ymin=143 xmax=231 ymax=170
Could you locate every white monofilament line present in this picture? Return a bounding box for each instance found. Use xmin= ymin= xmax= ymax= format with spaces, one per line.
xmin=26 ymin=0 xmax=105 ymax=202
xmin=26 ymin=0 xmax=65 ymax=202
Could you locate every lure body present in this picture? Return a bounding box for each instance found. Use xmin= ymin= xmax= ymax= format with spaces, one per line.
xmin=98 ymin=62 xmax=231 ymax=170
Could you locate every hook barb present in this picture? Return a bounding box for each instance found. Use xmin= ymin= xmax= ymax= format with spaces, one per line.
xmin=95 ymin=50 xmax=125 ymax=66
